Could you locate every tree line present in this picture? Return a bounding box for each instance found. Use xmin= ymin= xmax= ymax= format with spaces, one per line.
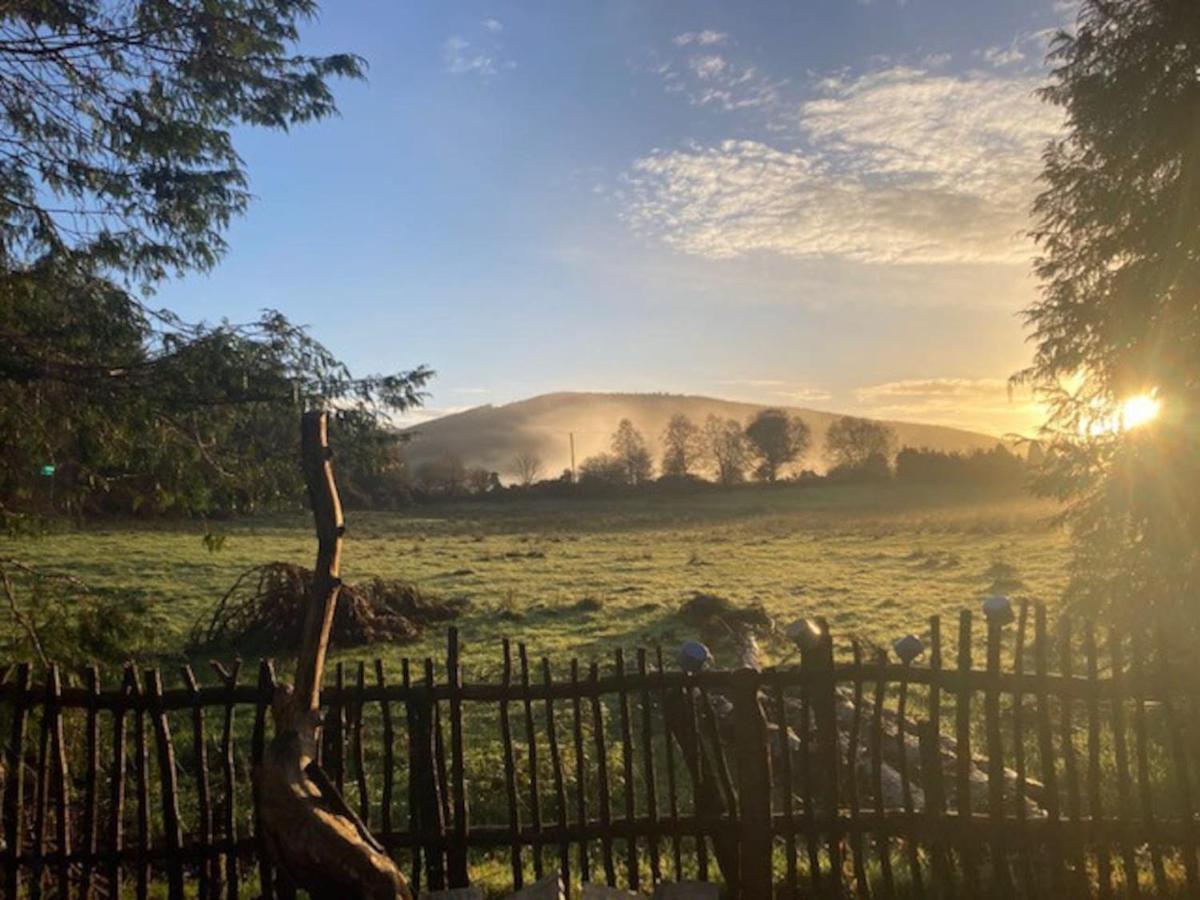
xmin=401 ymin=410 xmax=1028 ymax=501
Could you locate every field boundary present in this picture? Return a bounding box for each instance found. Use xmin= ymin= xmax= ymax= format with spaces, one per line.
xmin=1 ymin=605 xmax=1198 ymax=898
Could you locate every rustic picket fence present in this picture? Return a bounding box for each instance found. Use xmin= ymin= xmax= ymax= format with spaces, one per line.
xmin=1 ymin=604 xmax=1198 ymax=898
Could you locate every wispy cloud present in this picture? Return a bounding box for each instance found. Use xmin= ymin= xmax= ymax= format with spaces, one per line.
xmin=673 ymin=30 xmax=728 ymax=47
xmin=719 ymin=378 xmax=791 ymax=389
xmin=853 ymin=377 xmax=1043 ymax=434
xmin=983 ymin=44 xmax=1026 ymax=67
xmin=654 ymin=36 xmax=785 ymax=113
xmin=443 ymin=21 xmax=513 ymax=78
xmin=718 ymin=379 xmax=832 ymax=404
xmin=624 ymin=65 xmax=1060 ymax=265
xmin=443 ymin=36 xmax=498 ymax=76
xmin=773 ymin=387 xmax=833 ymax=403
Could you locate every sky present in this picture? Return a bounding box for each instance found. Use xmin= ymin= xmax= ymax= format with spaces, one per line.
xmin=155 ymin=0 xmax=1077 ymax=438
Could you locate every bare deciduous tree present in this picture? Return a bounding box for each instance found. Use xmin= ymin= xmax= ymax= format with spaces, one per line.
xmin=512 ymin=452 xmax=543 ymax=486
xmin=703 ymin=415 xmax=750 ymax=485
xmin=661 ymin=413 xmax=702 ymax=477
xmin=611 ymin=419 xmax=653 ymax=484
xmin=825 ymin=416 xmax=897 ymax=470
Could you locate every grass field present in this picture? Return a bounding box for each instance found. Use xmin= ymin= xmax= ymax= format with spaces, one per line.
xmin=2 ymin=482 xmax=1071 ymax=680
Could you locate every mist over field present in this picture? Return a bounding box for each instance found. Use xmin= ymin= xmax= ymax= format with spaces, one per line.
xmin=401 ymin=391 xmax=1007 ymax=479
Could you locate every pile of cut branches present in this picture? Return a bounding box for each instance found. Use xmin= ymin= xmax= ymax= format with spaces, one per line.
xmin=189 ymin=562 xmax=466 ymax=652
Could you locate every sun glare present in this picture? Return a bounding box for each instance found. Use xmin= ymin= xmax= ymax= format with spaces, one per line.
xmin=1079 ymin=391 xmax=1161 ymax=436
xmin=1120 ymin=393 xmax=1161 ymax=430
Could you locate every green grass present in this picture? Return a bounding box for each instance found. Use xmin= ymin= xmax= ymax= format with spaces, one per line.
xmin=2 ymin=481 xmax=1071 ymax=679
xmin=11 ymin=488 xmax=1197 ymax=898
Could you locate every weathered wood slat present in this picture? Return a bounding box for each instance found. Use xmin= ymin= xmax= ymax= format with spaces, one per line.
xmin=426 ymin=657 xmax=450 ymax=890
xmin=795 ymin=658 xmax=823 ymax=895
xmin=133 ymin=668 xmax=150 ymax=900
xmin=1013 ymin=601 xmax=1036 ymax=897
xmin=955 ymin=610 xmax=980 ymax=894
xmin=570 ymin=659 xmax=591 ymax=885
xmin=32 ymin=664 xmax=53 ymax=900
xmin=730 ymin=668 xmax=772 ymax=900
xmin=501 ymin=639 xmax=524 ymax=889
xmin=1085 ymin=624 xmax=1113 ymax=899
xmin=447 ymin=629 xmax=470 ymax=887
xmin=250 ymin=659 xmax=275 ymax=900
xmin=590 ymin=661 xmax=617 ymax=887
xmin=49 ymin=665 xmax=71 ymax=900
xmin=403 ymin=658 xmax=422 ymax=895
xmin=81 ymin=664 xmax=101 ymax=900
xmin=1108 ymin=629 xmax=1141 ymax=897
xmin=183 ymin=665 xmax=215 ymax=900
xmin=519 ymin=644 xmax=545 ymax=882
xmin=845 ymin=641 xmax=870 ymax=898
xmin=1 ymin=662 xmax=28 ymax=899
xmin=614 ymin=648 xmax=638 ymax=891
xmin=1129 ymin=631 xmax=1168 ymax=894
xmin=679 ymin=669 xmax=709 ymax=882
xmin=985 ymin=618 xmax=1012 ymax=896
xmin=895 ymin=655 xmax=924 ymax=899
xmin=374 ymin=660 xmax=396 ymax=839
xmin=925 ymin=615 xmax=953 ymax=895
xmin=773 ymin=672 xmax=798 ymax=896
xmin=654 ymin=647 xmax=683 ymax=884
xmin=635 ymin=649 xmax=660 ymax=886
xmin=542 ymin=658 xmax=571 ymax=888
xmin=871 ymin=649 xmax=896 ymax=899
xmin=214 ymin=659 xmax=241 ymax=900
xmin=147 ymin=669 xmax=185 ymax=899
xmin=1154 ymin=627 xmax=1198 ymax=894
xmin=1059 ymin=619 xmax=1087 ymax=893
xmin=106 ymin=667 xmax=133 ymax=899
xmin=353 ymin=661 xmax=370 ymax=827
xmin=327 ymin=662 xmax=346 ymax=795
xmin=698 ymin=686 xmax=736 ymax=825
xmin=1035 ymin=604 xmax=1064 ymax=894
xmin=809 ymin=618 xmax=843 ymax=896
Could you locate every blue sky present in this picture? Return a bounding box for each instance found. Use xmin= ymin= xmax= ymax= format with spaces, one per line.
xmin=156 ymin=0 xmax=1075 ymax=436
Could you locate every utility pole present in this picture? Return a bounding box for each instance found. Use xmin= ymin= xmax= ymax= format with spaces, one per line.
xmin=569 ymin=431 xmax=576 ymax=482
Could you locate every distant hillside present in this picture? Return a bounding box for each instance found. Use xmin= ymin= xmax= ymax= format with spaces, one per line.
xmin=399 ymin=392 xmax=1004 ymax=479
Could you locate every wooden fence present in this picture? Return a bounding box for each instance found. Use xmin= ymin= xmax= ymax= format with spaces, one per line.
xmin=0 ymin=604 xmax=1198 ymax=898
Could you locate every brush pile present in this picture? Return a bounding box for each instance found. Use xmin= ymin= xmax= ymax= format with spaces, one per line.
xmin=190 ymin=562 xmax=467 ymax=652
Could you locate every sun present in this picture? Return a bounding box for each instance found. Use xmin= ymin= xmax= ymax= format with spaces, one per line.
xmin=1079 ymin=391 xmax=1161 ymax=436
xmin=1119 ymin=393 xmax=1161 ymax=430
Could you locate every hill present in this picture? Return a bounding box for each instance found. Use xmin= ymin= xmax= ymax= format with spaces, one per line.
xmin=399 ymin=392 xmax=1005 ymax=480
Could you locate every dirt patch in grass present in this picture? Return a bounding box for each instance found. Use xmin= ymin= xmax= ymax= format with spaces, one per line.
xmin=678 ymin=591 xmax=773 ymax=634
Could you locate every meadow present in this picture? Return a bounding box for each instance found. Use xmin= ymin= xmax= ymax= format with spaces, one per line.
xmin=2 ymin=481 xmax=1071 ymax=678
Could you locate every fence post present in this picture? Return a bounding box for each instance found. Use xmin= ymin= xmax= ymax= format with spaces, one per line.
xmin=918 ymin=719 xmax=953 ymax=892
xmin=411 ymin=677 xmax=446 ymax=890
xmin=731 ymin=668 xmax=773 ymax=899
xmin=4 ymin=662 xmax=31 ymax=899
xmin=804 ymin=618 xmax=843 ymax=895
xmin=446 ymin=629 xmax=470 ymax=888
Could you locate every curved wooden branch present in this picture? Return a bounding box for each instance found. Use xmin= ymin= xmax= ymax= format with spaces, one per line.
xmin=254 ymin=411 xmax=411 ymax=899
xmin=296 ymin=409 xmax=344 ymax=712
